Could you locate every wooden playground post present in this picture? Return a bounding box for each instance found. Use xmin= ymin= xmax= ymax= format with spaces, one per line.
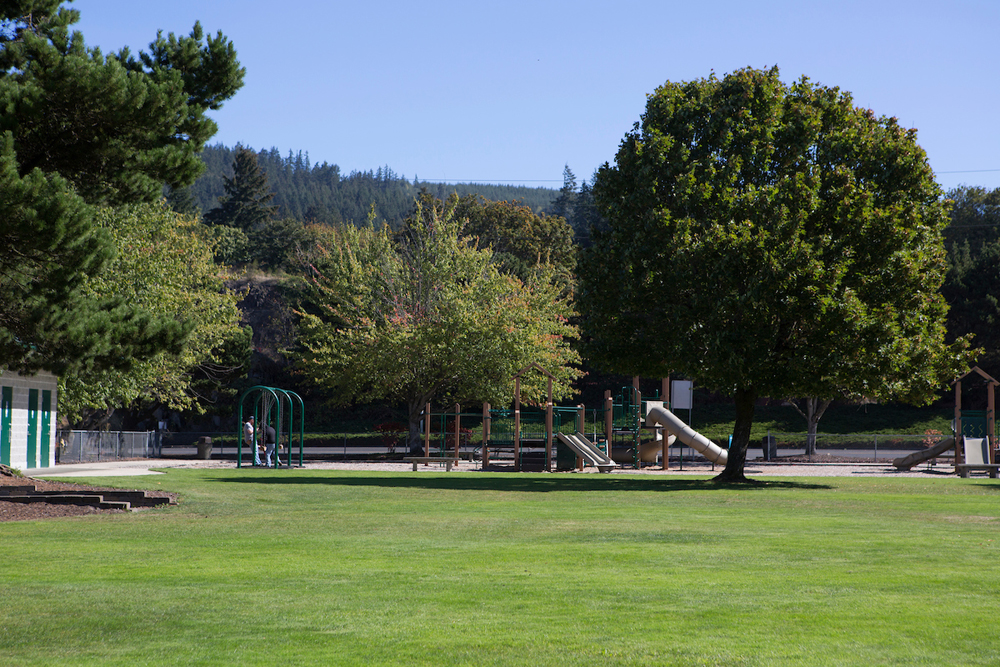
xmin=482 ymin=402 xmax=491 ymax=468
xmin=514 ymin=376 xmax=521 ymax=471
xmin=633 ymin=384 xmax=642 ymax=468
xmin=662 ymin=376 xmax=670 ymax=470
xmin=604 ymin=390 xmax=612 ymax=456
xmin=545 ymin=377 xmax=553 ymax=472
xmin=955 ymin=377 xmax=964 ymax=466
xmin=454 ymin=403 xmax=461 ymax=461
xmin=990 ymin=383 xmax=997 ymax=464
xmin=424 ymin=402 xmax=431 ymax=459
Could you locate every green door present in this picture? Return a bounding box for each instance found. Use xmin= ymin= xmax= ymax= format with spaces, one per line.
xmin=27 ymin=389 xmax=38 ymax=469
xmin=40 ymin=390 xmax=51 ymax=468
xmin=0 ymin=386 xmax=11 ymax=466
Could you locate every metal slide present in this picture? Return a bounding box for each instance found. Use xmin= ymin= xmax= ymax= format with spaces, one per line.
xmin=892 ymin=438 xmax=955 ymax=471
xmin=555 ymin=432 xmax=617 ymax=472
xmin=646 ymin=406 xmax=728 ymax=465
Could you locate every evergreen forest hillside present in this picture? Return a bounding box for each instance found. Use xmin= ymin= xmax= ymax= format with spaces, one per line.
xmin=187 ymin=144 xmax=559 ymax=227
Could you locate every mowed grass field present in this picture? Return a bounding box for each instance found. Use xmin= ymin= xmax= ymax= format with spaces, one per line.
xmin=2 ymin=469 xmax=998 ymax=666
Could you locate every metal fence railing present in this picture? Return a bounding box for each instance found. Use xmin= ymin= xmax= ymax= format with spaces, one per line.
xmin=763 ymin=432 xmax=951 ymax=461
xmin=56 ymin=430 xmax=160 ymax=463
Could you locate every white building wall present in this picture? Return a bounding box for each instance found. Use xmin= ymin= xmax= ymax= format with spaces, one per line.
xmin=0 ymin=370 xmax=58 ymax=470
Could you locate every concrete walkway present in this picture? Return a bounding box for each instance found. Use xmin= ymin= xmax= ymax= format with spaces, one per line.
xmin=36 ymin=459 xmax=224 ymax=478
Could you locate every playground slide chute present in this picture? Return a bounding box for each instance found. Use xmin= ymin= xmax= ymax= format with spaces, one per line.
xmin=646 ymin=407 xmax=728 ymax=465
xmin=556 ymin=433 xmax=616 ymax=472
xmin=892 ymin=438 xmax=955 ymax=471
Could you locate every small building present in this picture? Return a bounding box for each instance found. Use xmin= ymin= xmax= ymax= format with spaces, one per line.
xmin=0 ymin=369 xmax=58 ymax=470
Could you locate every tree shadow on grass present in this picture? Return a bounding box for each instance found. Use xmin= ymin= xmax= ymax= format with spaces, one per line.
xmin=206 ymin=472 xmax=831 ymax=493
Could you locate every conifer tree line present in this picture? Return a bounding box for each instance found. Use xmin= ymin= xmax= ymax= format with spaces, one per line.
xmin=184 ymin=143 xmax=563 ymax=228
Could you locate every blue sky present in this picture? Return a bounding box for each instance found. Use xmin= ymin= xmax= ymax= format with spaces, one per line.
xmin=75 ymin=0 xmax=1000 ymax=191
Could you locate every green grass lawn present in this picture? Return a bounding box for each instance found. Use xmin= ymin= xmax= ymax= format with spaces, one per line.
xmin=2 ymin=469 xmax=998 ymax=666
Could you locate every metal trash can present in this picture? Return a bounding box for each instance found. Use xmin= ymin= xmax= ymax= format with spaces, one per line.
xmin=196 ymin=436 xmax=213 ymax=460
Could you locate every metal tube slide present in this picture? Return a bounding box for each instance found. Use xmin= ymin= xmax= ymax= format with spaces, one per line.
xmin=646 ymin=406 xmax=728 ymax=465
xmin=892 ymin=438 xmax=954 ymax=470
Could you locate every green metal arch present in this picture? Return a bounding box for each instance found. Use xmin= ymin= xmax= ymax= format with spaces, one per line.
xmin=237 ymin=385 xmax=306 ymax=468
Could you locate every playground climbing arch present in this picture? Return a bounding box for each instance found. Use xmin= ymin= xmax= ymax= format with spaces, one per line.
xmin=237 ymin=385 xmax=305 ymax=468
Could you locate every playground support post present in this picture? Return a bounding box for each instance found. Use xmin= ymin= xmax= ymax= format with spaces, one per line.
xmin=482 ymin=402 xmax=491 ymax=468
xmin=991 ymin=381 xmax=997 ymax=464
xmin=514 ymin=376 xmax=521 ymax=471
xmin=604 ymin=390 xmax=612 ymax=453
xmin=454 ymin=403 xmax=461 ymax=461
xmin=956 ymin=379 xmax=964 ymax=467
xmin=662 ymin=376 xmax=670 ymax=470
xmin=633 ymin=382 xmax=642 ymax=468
xmin=424 ymin=402 xmax=431 ymax=458
xmin=545 ymin=377 xmax=553 ymax=472
xmin=576 ymin=404 xmax=585 ymax=471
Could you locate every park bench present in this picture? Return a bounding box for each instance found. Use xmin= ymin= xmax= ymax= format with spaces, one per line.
xmin=956 ymin=437 xmax=1000 ymax=478
xmin=403 ymin=457 xmax=459 ymax=472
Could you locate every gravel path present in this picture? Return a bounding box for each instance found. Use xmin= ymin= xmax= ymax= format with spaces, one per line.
xmin=122 ymin=458 xmax=955 ymax=477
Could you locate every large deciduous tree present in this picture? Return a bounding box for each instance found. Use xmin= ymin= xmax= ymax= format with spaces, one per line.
xmin=59 ymin=203 xmax=248 ymax=426
xmin=579 ymin=66 xmax=971 ymax=482
xmin=0 ymin=1 xmax=243 ymax=374
xmin=448 ymin=192 xmax=576 ymax=285
xmin=296 ymin=200 xmax=580 ymax=450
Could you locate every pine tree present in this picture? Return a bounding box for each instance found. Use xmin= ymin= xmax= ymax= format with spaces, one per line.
xmin=204 ymin=146 xmax=277 ymax=232
xmin=0 ymin=1 xmax=243 ymax=374
xmin=569 ymin=176 xmax=604 ymax=247
xmin=550 ymin=165 xmax=577 ymax=220
xmin=165 ymin=186 xmax=201 ymax=218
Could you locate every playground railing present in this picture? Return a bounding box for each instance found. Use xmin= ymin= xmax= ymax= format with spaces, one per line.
xmin=764 ymin=432 xmax=953 ymax=461
xmin=56 ymin=430 xmax=160 ymax=463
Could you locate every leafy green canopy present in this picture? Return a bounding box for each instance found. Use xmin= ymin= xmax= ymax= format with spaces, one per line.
xmin=579 ymin=67 xmax=971 ymax=480
xmin=296 ymin=199 xmax=580 ymax=446
xmin=58 ymin=203 xmax=248 ymax=425
xmin=0 ymin=1 xmax=243 ymax=374
xmin=444 ymin=191 xmax=576 ymax=284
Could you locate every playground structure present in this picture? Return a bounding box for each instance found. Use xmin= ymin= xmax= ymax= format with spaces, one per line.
xmin=236 ymin=385 xmax=305 ymax=468
xmin=416 ymin=367 xmax=725 ymax=472
xmin=893 ymin=366 xmax=1000 ymax=476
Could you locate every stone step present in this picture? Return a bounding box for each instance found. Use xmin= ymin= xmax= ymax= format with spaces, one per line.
xmin=3 ymin=493 xmax=131 ymax=511
xmin=0 ymin=486 xmax=173 ymax=508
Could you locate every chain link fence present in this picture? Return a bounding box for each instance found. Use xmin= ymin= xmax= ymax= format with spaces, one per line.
xmin=56 ymin=430 xmax=161 ymax=463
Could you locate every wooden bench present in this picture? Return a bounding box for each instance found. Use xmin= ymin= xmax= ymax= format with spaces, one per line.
xmin=404 ymin=457 xmax=459 ymax=471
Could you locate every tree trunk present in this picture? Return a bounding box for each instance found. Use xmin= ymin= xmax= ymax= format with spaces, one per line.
xmin=713 ymin=387 xmax=757 ymax=484
xmin=806 ymin=417 xmax=818 ymax=458
xmin=789 ymin=398 xmax=832 ymax=457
